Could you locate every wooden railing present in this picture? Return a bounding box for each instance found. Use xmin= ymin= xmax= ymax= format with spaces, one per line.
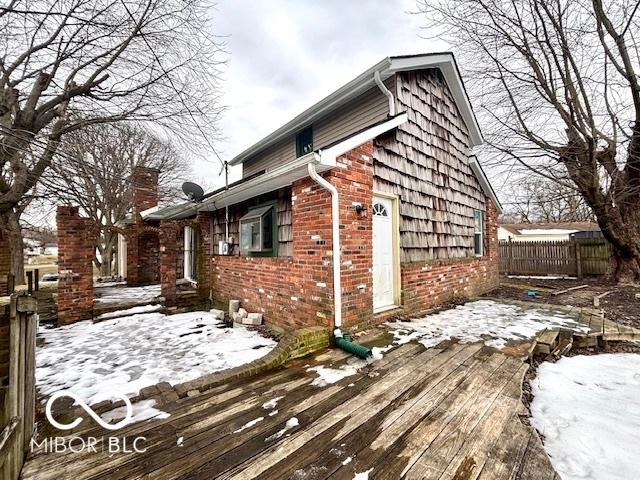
xmin=499 ymin=238 xmax=611 ymax=277
xmin=0 ymin=295 xmax=38 ymax=480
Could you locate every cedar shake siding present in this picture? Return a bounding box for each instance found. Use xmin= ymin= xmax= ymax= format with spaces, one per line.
xmin=210 ymin=187 xmax=293 ymax=257
xmin=374 ymin=69 xmax=486 ymax=262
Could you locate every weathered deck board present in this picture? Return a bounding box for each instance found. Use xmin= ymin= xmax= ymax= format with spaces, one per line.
xmin=22 ymin=341 xmax=560 ymax=480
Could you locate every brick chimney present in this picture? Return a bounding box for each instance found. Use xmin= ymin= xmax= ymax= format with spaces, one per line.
xmin=132 ymin=166 xmax=159 ymax=216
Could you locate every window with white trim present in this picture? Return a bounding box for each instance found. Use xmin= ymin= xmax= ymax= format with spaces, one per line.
xmin=184 ymin=226 xmax=197 ymax=281
xmin=473 ymin=209 xmax=483 ymax=256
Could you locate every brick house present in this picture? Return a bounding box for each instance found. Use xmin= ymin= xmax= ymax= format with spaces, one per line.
xmin=58 ymin=52 xmax=502 ymax=330
xmin=147 ymin=52 xmax=504 ymax=331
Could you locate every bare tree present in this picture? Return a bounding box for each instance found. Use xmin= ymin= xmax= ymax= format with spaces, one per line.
xmin=503 ymin=177 xmax=596 ymax=223
xmin=45 ymin=123 xmax=189 ymax=276
xmin=417 ymin=0 xmax=640 ymax=281
xmin=0 ymin=0 xmax=224 ymax=282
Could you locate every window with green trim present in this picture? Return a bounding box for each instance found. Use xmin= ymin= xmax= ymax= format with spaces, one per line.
xmin=295 ymin=126 xmax=313 ymax=157
xmin=240 ymin=204 xmax=277 ymax=256
xmin=473 ymin=209 xmax=484 ymax=256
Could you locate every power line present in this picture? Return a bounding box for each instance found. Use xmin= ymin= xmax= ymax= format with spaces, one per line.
xmin=118 ymin=0 xmax=225 ymax=170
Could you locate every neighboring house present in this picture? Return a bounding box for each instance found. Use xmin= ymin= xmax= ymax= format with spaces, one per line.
xmin=56 ymin=52 xmax=503 ymax=328
xmin=499 ymin=222 xmax=601 ymax=242
xmin=42 ymin=243 xmax=58 ymax=256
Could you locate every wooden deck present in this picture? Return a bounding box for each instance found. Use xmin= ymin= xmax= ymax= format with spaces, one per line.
xmin=22 ymin=341 xmax=558 ymax=480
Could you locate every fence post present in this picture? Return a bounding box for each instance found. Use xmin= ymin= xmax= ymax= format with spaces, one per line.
xmin=575 ymin=239 xmax=582 ymax=278
xmin=508 ymin=238 xmax=513 ymax=275
xmin=0 ymin=294 xmax=37 ymax=480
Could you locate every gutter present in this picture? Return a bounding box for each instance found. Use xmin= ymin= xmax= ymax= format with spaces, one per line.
xmin=307 ymin=161 xmax=343 ymax=331
xmin=308 ymin=112 xmax=408 ymax=334
xmin=374 ymin=70 xmax=395 ymax=116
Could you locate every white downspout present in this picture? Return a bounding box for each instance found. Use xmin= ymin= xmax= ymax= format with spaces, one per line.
xmin=374 ymin=70 xmax=395 ymax=116
xmin=307 ymin=161 xmax=342 ymax=333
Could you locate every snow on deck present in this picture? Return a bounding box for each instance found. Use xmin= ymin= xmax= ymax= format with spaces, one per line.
xmin=36 ymin=311 xmax=276 ymax=406
xmin=530 ymin=354 xmax=640 ymax=480
xmin=93 ymin=284 xmax=162 ymax=305
xmin=387 ymin=300 xmax=589 ymax=349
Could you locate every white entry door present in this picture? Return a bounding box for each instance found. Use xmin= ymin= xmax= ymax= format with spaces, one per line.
xmin=372 ymin=195 xmax=396 ymax=311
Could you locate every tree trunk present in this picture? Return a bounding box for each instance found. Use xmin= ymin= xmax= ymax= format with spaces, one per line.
xmin=591 ymin=199 xmax=640 ymax=283
xmin=96 ymin=232 xmax=117 ymax=277
xmin=0 ymin=209 xmax=25 ymax=286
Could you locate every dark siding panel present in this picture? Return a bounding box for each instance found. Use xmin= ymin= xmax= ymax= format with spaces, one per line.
xmin=242 ymin=81 xmax=391 ymax=178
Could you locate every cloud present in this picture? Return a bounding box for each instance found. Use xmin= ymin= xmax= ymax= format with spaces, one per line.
xmin=194 ymin=0 xmax=448 ymax=187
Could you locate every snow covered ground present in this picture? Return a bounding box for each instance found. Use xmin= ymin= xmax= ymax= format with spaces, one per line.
xmin=530 ymin=354 xmax=640 ymax=480
xmin=37 ymin=310 xmax=276 ymax=406
xmin=387 ymin=300 xmax=589 ymax=349
xmin=93 ymin=284 xmax=161 ymax=305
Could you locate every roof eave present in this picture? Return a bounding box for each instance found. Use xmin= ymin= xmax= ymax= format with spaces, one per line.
xmin=229 ymin=57 xmax=393 ymax=166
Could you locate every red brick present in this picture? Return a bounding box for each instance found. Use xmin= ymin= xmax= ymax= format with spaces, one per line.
xmin=56 ymin=206 xmax=96 ymax=324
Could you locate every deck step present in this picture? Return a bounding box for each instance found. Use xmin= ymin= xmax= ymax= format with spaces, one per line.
xmin=534 ymin=329 xmax=559 ymax=355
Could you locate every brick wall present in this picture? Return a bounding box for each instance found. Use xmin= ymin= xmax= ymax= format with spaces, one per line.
xmin=56 ymin=206 xmax=96 ymax=324
xmin=125 ymin=227 xmax=161 ymax=287
xmin=132 ymin=166 xmax=159 ymax=215
xmin=0 ymin=229 xmax=10 ymax=296
xmin=209 ymin=145 xmax=499 ymax=332
xmin=160 ymin=221 xmax=180 ymax=306
xmin=210 ymin=142 xmax=374 ymax=331
xmin=396 ymin=197 xmax=500 ymax=316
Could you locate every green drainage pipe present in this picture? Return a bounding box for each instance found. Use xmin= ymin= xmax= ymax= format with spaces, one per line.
xmin=335 ymin=331 xmax=372 ymax=359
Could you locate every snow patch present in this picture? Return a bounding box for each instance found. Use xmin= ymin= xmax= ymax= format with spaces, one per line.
xmin=307 ymin=365 xmax=359 ymax=387
xmin=94 ymin=284 xmax=161 ymax=305
xmin=96 ymin=304 xmax=162 ymax=320
xmin=262 ymin=396 xmax=284 ymax=410
xmin=342 ymin=456 xmax=352 ymax=465
xmin=266 ymin=417 xmax=299 ymax=441
xmin=387 ymin=300 xmax=588 ymax=350
xmin=353 ymin=468 xmax=373 ymax=479
xmin=530 ymin=353 xmax=640 ymax=480
xmin=37 ymin=310 xmax=276 ymax=406
xmin=234 ymin=416 xmax=264 ymax=433
xmin=100 ymin=399 xmax=169 ymax=425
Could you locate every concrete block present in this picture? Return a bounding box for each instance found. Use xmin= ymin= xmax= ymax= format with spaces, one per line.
xmin=229 ymin=300 xmax=240 ymax=314
xmin=232 ymin=312 xmax=244 ymax=323
xmin=243 ymin=313 xmax=263 ymax=326
xmin=209 ymin=308 xmax=225 ymax=320
xmin=237 ymin=308 xmax=248 ymax=318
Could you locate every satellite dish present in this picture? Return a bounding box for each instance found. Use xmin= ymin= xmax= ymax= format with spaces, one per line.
xmin=182 ymin=182 xmax=205 ymax=202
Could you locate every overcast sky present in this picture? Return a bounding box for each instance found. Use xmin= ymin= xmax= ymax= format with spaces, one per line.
xmin=195 ymin=0 xmax=449 ymax=188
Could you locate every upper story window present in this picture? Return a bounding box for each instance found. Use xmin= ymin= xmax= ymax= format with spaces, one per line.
xmin=473 ymin=209 xmax=484 ymax=256
xmin=295 ymin=126 xmax=313 ymax=157
xmin=240 ymin=205 xmax=274 ymax=254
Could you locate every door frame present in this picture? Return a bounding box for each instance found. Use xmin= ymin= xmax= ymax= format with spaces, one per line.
xmin=372 ymin=191 xmax=401 ymax=312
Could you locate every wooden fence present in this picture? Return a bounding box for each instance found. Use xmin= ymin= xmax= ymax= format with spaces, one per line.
xmin=499 ymin=238 xmax=611 ymax=277
xmin=0 ymin=295 xmax=38 ymax=480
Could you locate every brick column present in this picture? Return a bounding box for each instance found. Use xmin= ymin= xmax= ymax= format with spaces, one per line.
xmin=56 ymin=206 xmax=95 ymax=324
xmin=329 ymin=142 xmax=374 ymax=327
xmin=0 ymin=229 xmax=10 ymax=296
xmin=132 ymin=166 xmax=159 ymax=215
xmin=160 ymin=221 xmax=179 ymax=307
xmin=125 ymin=227 xmax=140 ymax=286
xmin=289 ymin=140 xmax=374 ymax=329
